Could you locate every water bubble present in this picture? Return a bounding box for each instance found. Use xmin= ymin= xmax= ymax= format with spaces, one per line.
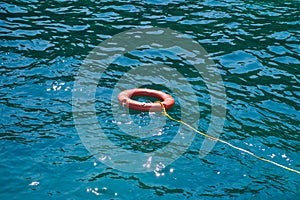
xmin=29 ymin=181 xmax=39 ymax=186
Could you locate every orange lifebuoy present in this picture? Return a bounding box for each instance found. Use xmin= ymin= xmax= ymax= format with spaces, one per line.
xmin=118 ymin=88 xmax=175 ymax=111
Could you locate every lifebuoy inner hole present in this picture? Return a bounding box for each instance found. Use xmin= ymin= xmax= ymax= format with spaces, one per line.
xmin=131 ymin=95 xmax=162 ymax=103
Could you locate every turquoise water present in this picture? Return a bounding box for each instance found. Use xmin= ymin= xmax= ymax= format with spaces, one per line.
xmin=1 ymin=0 xmax=300 ymax=199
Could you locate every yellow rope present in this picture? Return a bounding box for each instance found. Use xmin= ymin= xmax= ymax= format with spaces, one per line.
xmin=158 ymin=102 xmax=300 ymax=175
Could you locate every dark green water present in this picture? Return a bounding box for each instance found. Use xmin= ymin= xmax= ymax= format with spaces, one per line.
xmin=1 ymin=0 xmax=299 ymax=199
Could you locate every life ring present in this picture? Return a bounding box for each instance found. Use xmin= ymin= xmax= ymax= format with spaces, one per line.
xmin=118 ymin=88 xmax=175 ymax=111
